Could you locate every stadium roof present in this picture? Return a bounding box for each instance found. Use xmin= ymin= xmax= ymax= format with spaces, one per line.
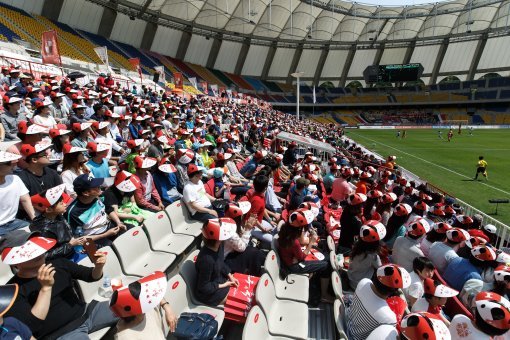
xmin=113 ymin=0 xmax=509 ymax=43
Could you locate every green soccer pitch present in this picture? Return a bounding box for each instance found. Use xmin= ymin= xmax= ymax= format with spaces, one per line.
xmin=345 ymin=128 xmax=510 ymax=226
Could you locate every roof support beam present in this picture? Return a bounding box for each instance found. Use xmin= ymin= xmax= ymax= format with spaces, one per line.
xmin=176 ymin=30 xmax=192 ymax=61
xmin=430 ymin=37 xmax=449 ymax=85
xmin=402 ymin=40 xmax=416 ymax=64
xmin=261 ymin=42 xmax=277 ymax=80
xmin=98 ymin=1 xmax=118 ymax=38
xmin=137 ymin=0 xmax=153 ymax=18
xmin=140 ymin=21 xmax=158 ymax=50
xmin=373 ymin=43 xmax=384 ymax=66
xmin=468 ymin=32 xmax=488 ymax=81
xmin=313 ymin=45 xmax=329 ymax=86
xmin=41 ymin=0 xmax=64 ymax=21
xmin=235 ymin=38 xmax=251 ymax=75
xmin=339 ymin=44 xmax=356 ymax=87
xmin=206 ymin=35 xmax=223 ymax=69
xmin=286 ymin=43 xmax=304 ymax=84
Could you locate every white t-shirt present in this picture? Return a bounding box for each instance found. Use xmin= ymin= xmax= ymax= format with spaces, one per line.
xmin=429 ymin=241 xmax=459 ymax=273
xmin=0 ymin=175 xmax=28 ymax=226
xmin=33 ymin=114 xmax=57 ymax=128
xmin=393 ymin=236 xmax=424 ymax=272
xmin=411 ymin=297 xmax=432 ymax=313
xmin=404 ymin=271 xmax=425 ymax=306
xmin=420 ymin=237 xmax=434 ymax=257
xmin=346 ymin=278 xmax=397 ymax=340
xmin=115 ymin=308 xmax=166 ymax=340
xmin=183 ymin=180 xmax=211 ymax=215
xmin=366 ymin=325 xmax=399 ymax=340
xmin=450 ymin=314 xmax=510 ymax=340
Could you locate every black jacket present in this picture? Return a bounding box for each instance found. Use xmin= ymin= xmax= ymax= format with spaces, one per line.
xmin=30 ymin=215 xmax=75 ymax=260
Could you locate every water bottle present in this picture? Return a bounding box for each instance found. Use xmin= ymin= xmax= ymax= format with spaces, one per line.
xmin=99 ymin=274 xmax=113 ymax=298
xmin=74 ymin=227 xmax=84 ymax=254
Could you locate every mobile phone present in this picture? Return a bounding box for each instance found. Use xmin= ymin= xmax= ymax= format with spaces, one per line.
xmin=83 ymin=238 xmax=99 ymax=264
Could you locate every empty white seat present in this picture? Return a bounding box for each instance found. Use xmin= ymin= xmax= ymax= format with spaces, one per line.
xmin=165 ymin=201 xmax=202 ymax=237
xmin=113 ymin=226 xmax=176 ymax=276
xmin=143 ymin=211 xmax=195 ymax=255
xmin=242 ymin=305 xmax=293 ymax=340
xmin=255 ymin=273 xmax=308 ymax=340
xmin=0 ymin=261 xmax=13 ymax=284
xmin=165 ymin=274 xmax=225 ymax=336
xmin=333 ymin=299 xmax=349 ymax=339
xmin=330 ymin=251 xmax=339 ymax=272
xmin=326 ymin=235 xmax=335 ymax=252
xmin=331 ymin=271 xmax=343 ymax=300
xmin=78 ymin=246 xmax=139 ymax=302
xmin=89 ymin=327 xmax=109 ymax=340
xmin=264 ymin=250 xmax=308 ymax=303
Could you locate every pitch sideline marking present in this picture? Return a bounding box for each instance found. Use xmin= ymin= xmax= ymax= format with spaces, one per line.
xmin=350 ymin=132 xmax=510 ymax=197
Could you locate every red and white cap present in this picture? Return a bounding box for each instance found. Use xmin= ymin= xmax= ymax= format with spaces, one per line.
xmin=86 ymin=142 xmax=109 ymax=154
xmin=114 ymin=171 xmax=140 ymax=192
xmin=289 ymin=208 xmax=315 ymax=228
xmin=134 ymin=156 xmax=157 ymax=169
xmin=92 ymin=121 xmax=109 ymax=130
xmin=20 ymin=142 xmax=52 ymax=157
xmin=446 ymin=228 xmax=470 ymax=243
xmin=1 ymin=236 xmax=57 ymax=265
xmin=155 ymin=131 xmax=169 ymax=144
xmin=475 ymin=292 xmax=510 ymax=331
xmin=31 ymin=184 xmax=72 ymax=211
xmin=380 ymin=192 xmax=397 ymax=204
xmin=424 ymin=278 xmax=458 ymax=298
xmin=105 ymin=110 xmax=120 ymax=118
xmin=406 ymin=218 xmax=431 ymax=237
xmin=225 ymin=201 xmax=251 ymax=219
xmin=472 ymin=244 xmax=502 ymax=262
xmin=376 ymin=264 xmax=411 ymax=289
xmin=202 ymin=218 xmax=237 ymax=241
xmin=298 ymin=202 xmax=320 ymax=218
xmin=455 ymin=215 xmax=473 ymax=226
xmin=178 ymin=149 xmax=195 ymax=164
xmin=62 ymin=144 xmax=86 ymax=154
xmin=127 ymin=139 xmax=144 ymax=149
xmin=414 ymin=200 xmax=429 ymax=212
xmin=109 ymin=271 xmax=167 ymax=318
xmin=158 ymin=157 xmax=177 ymax=174
xmin=72 ymin=122 xmax=92 ymax=132
xmin=465 ymin=236 xmax=486 ymax=249
xmin=0 ymin=151 xmax=21 ymax=163
xmin=360 ymin=220 xmax=386 ymax=242
xmin=2 ymin=96 xmax=22 ymax=105
xmin=494 ymin=265 xmax=510 ymax=283
xmin=367 ymin=190 xmax=383 ymax=199
xmin=216 ymin=153 xmax=232 ymax=161
xmin=394 ymin=203 xmax=412 ymax=217
xmin=434 ymin=222 xmax=452 ymax=234
xmin=347 ymin=193 xmax=367 ymax=206
xmin=49 ymin=128 xmax=71 ymax=139
xmin=18 ymin=122 xmax=49 ymax=135
xmin=401 ymin=312 xmax=451 ymax=340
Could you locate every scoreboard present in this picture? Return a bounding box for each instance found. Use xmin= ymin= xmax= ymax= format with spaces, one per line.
xmin=363 ymin=63 xmax=424 ymax=84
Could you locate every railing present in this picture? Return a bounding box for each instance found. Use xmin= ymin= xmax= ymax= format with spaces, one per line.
xmin=1 ymin=55 xmax=63 ymax=80
xmin=344 ymin=137 xmax=510 ymax=248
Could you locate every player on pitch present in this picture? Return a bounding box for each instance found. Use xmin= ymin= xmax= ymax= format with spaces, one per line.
xmin=474 ymin=156 xmax=488 ymax=180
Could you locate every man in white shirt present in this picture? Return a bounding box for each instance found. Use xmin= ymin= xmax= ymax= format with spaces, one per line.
xmin=346 ymin=264 xmax=411 ymax=340
xmin=393 ymin=218 xmax=430 ymax=272
xmin=0 ymin=151 xmax=35 ymax=235
xmin=93 ymin=121 xmax=124 ymax=162
xmin=183 ymin=164 xmax=217 ymax=223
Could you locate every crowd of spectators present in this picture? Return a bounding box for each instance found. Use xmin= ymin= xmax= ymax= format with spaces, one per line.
xmin=0 ymin=64 xmax=507 ymax=339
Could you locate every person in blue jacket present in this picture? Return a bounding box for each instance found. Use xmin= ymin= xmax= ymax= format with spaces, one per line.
xmin=152 ymin=157 xmax=182 ymax=206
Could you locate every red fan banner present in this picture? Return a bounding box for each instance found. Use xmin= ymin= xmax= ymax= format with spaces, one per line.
xmin=174 ymin=72 xmax=183 ymax=89
xmin=41 ymin=31 xmax=61 ymax=66
xmin=128 ymin=58 xmax=142 ymax=79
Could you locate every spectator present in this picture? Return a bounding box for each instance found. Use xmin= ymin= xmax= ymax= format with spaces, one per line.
xmin=412 ymin=278 xmax=458 ymax=326
xmin=347 ymin=220 xmax=385 ymax=289
xmin=65 ymin=174 xmax=125 ymax=248
xmin=0 ymin=282 xmax=33 ymax=339
xmin=183 ymin=164 xmax=218 ymax=222
xmin=124 ymin=139 xmax=143 ymax=174
xmin=246 ymin=175 xmax=275 ymax=246
xmin=0 ymin=151 xmax=35 ymax=235
xmin=404 ymin=256 xmax=435 ymax=308
xmin=288 ymin=177 xmax=311 ymax=211
xmin=239 ymin=150 xmax=264 ymax=179
xmin=346 ymin=264 xmax=411 ymax=340
xmin=153 ymin=157 xmax=182 ymax=206
xmin=1 ymin=96 xmax=26 ymax=141
xmin=48 ymin=91 xmax=68 ymax=124
xmin=429 ymin=227 xmax=469 ymax=273
xmin=393 ymin=218 xmax=430 ymax=272
xmin=132 ymin=156 xmax=164 ymax=212
xmin=355 ymin=172 xmax=372 ymax=195
xmin=331 ymin=167 xmax=354 ymax=203
xmin=147 ymin=130 xmax=168 ymax=161
xmin=1 ymin=230 xmax=117 ymax=338
xmin=94 ymin=121 xmax=123 ymax=162
xmin=69 ymin=104 xmax=88 ymax=125
xmin=30 ymin=184 xmax=83 ymax=260
xmin=337 ymin=193 xmax=366 ymax=253
xmin=401 ymin=312 xmax=450 ymax=340
xmin=383 ymin=202 xmax=412 ymax=247
xmin=32 ymin=99 xmax=57 ymax=129
xmin=110 ymin=271 xmax=178 ymax=339
xmin=421 ymin=222 xmax=451 ymax=257
xmin=70 ymin=122 xmax=93 ymax=150
xmin=85 ymin=142 xmax=110 ymax=179
xmin=195 ymin=218 xmax=239 ymax=306
xmin=17 ymin=142 xmax=63 ymax=196
xmin=61 ymin=144 xmax=89 ymax=198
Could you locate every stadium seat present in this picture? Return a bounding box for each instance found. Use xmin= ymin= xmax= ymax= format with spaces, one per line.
xmin=333 ymin=299 xmax=348 ymax=339
xmin=112 ymin=226 xmax=176 ymax=276
xmin=331 ymin=271 xmax=343 ymax=300
xmin=165 ymin=201 xmax=202 ymax=237
xmin=165 ymin=274 xmax=225 ymax=335
xmin=264 ymin=250 xmax=309 ymax=303
xmin=143 ymin=210 xmax=195 ymax=255
xmin=89 ymin=328 xmax=110 ymax=340
xmin=255 ymin=273 xmax=308 ymax=339
xmin=242 ymin=305 xmax=293 ymax=340
xmin=330 ymin=251 xmax=339 ymax=272
xmin=327 ymin=235 xmax=335 ymax=252
xmin=0 ymin=261 xmax=12 ymax=284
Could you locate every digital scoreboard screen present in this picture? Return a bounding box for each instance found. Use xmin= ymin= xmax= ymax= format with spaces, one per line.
xmin=363 ymin=63 xmax=424 ymax=83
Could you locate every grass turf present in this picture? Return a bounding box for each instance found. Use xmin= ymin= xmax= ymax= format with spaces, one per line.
xmin=346 ymin=128 xmax=510 ymax=226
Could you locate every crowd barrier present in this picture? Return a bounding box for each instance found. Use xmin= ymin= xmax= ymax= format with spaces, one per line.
xmin=357 ymin=124 xmax=510 ymax=129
